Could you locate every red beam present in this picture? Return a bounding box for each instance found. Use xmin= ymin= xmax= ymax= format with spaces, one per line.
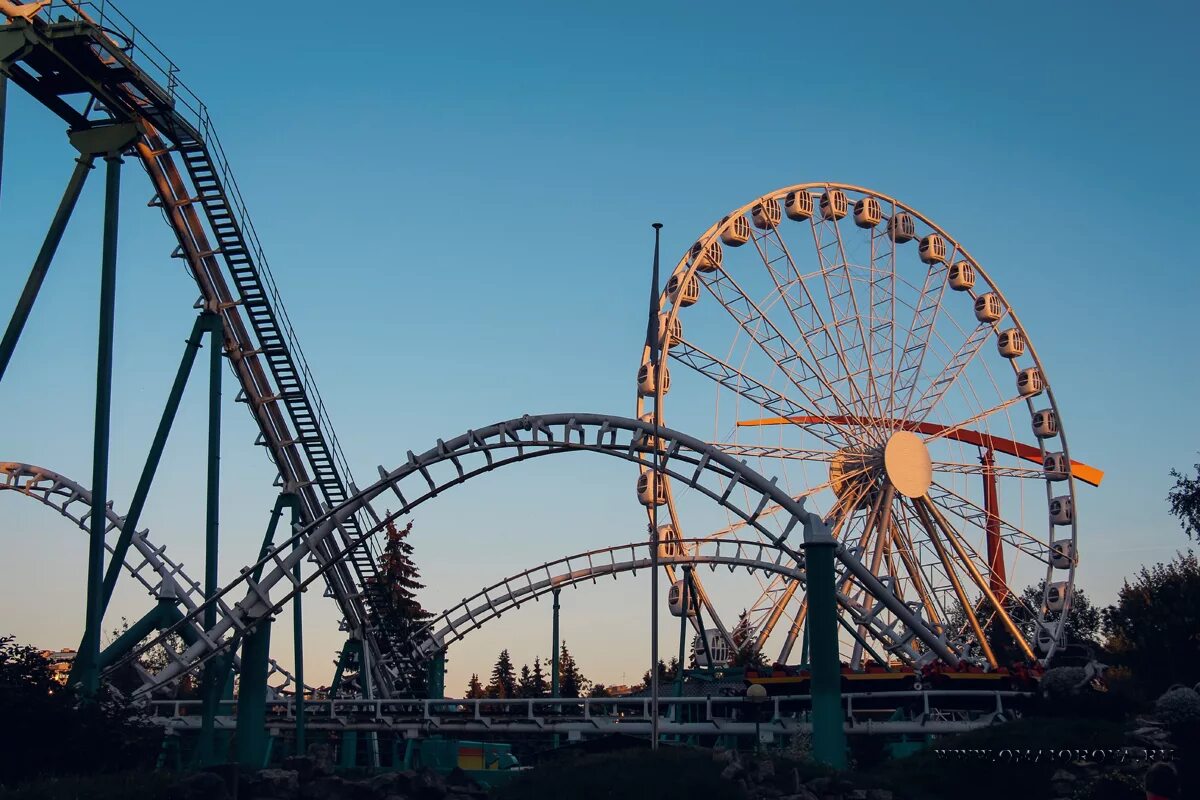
xmin=736 ymin=415 xmax=1104 ymax=488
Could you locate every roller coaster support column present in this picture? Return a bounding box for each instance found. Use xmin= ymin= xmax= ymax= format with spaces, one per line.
xmin=205 ymin=310 xmax=222 ymax=631
xmin=0 ymin=74 xmax=6 ymax=206
xmin=551 ymin=587 xmax=561 ymax=697
xmin=551 ymin=586 xmax=561 ymax=748
xmin=801 ymin=513 xmax=847 ymax=769
xmin=291 ymin=501 xmax=306 ymax=755
xmin=73 ymin=124 xmax=139 ymax=698
xmin=236 ymin=617 xmax=273 ymax=768
xmin=198 ymin=309 xmax=228 ymax=765
xmin=78 ymin=313 xmax=220 ymax=670
xmin=0 ymin=151 xmax=93 ymax=383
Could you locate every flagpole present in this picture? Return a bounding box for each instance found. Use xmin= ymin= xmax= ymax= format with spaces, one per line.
xmin=648 ymin=222 xmax=663 ymax=750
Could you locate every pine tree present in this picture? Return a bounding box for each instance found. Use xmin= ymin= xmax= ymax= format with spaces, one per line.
xmin=730 ymin=610 xmax=767 ymax=669
xmin=558 ymin=641 xmax=588 ymax=698
xmin=530 ymin=656 xmax=548 ymax=697
xmin=516 ymin=664 xmax=536 ymax=698
xmin=465 ymin=673 xmax=485 ymax=699
xmin=487 ymin=649 xmax=517 ymax=699
xmin=369 ymin=519 xmax=433 ymax=693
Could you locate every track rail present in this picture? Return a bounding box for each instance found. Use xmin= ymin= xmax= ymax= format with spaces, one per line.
xmin=0 ymin=461 xmax=300 ymax=692
xmin=128 ymin=413 xmax=960 ymax=697
xmin=0 ymin=2 xmax=394 ymax=685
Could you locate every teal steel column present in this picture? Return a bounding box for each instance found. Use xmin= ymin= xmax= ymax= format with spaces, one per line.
xmin=236 ymin=618 xmax=273 ymax=768
xmin=801 ymin=519 xmax=847 ymax=769
xmin=78 ymin=153 xmax=122 ymax=698
xmin=197 ymin=312 xmax=224 ymax=764
xmin=0 ymin=154 xmax=94 ymax=384
xmin=97 ymin=315 xmax=210 ymax=613
xmin=204 ymin=314 xmax=222 ymax=631
xmin=0 ymin=75 xmax=7 ymax=207
xmin=290 ymin=497 xmax=306 ymax=755
xmin=550 ymin=587 xmax=561 ymax=697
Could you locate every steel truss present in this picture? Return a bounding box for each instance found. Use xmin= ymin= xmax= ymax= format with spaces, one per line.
xmin=122 ymin=413 xmax=958 ymax=697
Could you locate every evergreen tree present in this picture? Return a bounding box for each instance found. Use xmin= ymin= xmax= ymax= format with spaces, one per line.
xmin=465 ymin=673 xmax=485 ymax=699
xmin=530 ymin=656 xmax=549 ymax=697
xmin=486 ymin=649 xmax=517 ymax=698
xmin=730 ymin=610 xmax=767 ymax=669
xmin=558 ymin=641 xmax=588 ymax=698
xmin=516 ymin=663 xmax=536 ymax=698
xmin=640 ymin=658 xmax=679 ymax=689
xmin=368 ymin=519 xmax=432 ymax=693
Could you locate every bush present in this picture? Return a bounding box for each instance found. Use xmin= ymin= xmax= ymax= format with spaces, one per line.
xmin=1040 ymin=666 xmax=1087 ymax=698
xmin=0 ymin=636 xmax=162 ymax=788
xmin=1154 ymin=686 xmax=1200 ymax=729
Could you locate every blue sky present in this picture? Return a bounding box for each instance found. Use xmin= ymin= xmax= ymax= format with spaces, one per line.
xmin=1 ymin=1 xmax=1198 ymax=692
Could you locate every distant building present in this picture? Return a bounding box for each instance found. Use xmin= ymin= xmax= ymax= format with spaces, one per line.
xmin=40 ymin=648 xmax=76 ymax=685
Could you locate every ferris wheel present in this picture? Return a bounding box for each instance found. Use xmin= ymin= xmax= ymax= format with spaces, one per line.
xmin=634 ymin=182 xmax=1101 ymax=668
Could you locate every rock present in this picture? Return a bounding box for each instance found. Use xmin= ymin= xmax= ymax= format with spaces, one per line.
xmin=300 ymin=775 xmax=374 ymax=800
xmin=413 ymin=769 xmax=449 ymax=800
xmin=808 ymin=777 xmax=832 ymax=793
xmin=847 ymin=790 xmax=867 ymax=800
xmin=722 ymin=761 xmax=746 ymax=781
xmin=171 ymin=771 xmax=231 ymax=800
xmin=866 ymin=790 xmax=893 ymax=800
xmin=284 ymin=755 xmax=330 ymax=780
xmin=307 ymin=743 xmax=336 ymax=776
xmin=367 ymin=771 xmax=417 ymax=795
xmin=753 ymin=757 xmax=776 ymax=782
xmin=779 ymin=790 xmax=819 ymax=800
xmin=248 ymin=768 xmax=300 ymax=797
xmin=713 ymin=746 xmax=736 ymax=765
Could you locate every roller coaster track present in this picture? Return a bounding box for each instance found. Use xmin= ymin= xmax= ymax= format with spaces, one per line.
xmin=0 ymin=461 xmax=300 ymax=693
xmin=129 ymin=413 xmax=960 ymax=697
xmin=0 ymin=2 xmax=398 ymax=682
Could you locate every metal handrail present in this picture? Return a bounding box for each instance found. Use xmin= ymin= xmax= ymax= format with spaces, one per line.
xmin=42 ymin=0 xmax=360 ymax=491
xmin=146 ymin=689 xmax=1031 ymax=722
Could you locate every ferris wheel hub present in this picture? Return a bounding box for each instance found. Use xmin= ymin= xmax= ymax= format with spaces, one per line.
xmin=883 ymin=431 xmax=933 ymax=499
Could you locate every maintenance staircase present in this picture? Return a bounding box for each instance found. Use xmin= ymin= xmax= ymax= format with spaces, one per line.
xmin=0 ymin=2 xmax=416 ymax=692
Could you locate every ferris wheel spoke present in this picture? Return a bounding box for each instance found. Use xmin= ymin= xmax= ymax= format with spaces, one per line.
xmin=909 ymin=496 xmax=998 ymax=667
xmin=902 ymin=321 xmax=994 ymax=425
xmin=669 ymin=338 xmax=846 ymax=449
xmin=887 ymin=512 xmax=943 ymax=628
xmin=917 ymin=496 xmax=1035 ymax=661
xmin=712 ymin=443 xmax=839 ymax=462
xmin=887 ymin=255 xmax=954 ymax=427
xmin=922 ymin=395 xmax=1028 ymax=445
xmin=932 ymin=461 xmax=1045 ymax=479
xmin=745 ymin=226 xmax=882 ymax=438
xmin=695 ymin=262 xmax=871 ymax=439
xmin=807 ymin=215 xmax=885 ymax=439
xmin=927 ymin=480 xmax=1053 ymax=562
xmin=866 ymin=223 xmax=898 ymax=424
xmin=773 ymin=481 xmax=876 ymax=661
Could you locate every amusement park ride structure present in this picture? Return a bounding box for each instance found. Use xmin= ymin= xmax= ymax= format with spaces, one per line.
xmin=0 ymin=0 xmax=1103 ymax=765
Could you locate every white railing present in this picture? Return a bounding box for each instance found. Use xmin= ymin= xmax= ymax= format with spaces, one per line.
xmin=146 ymin=690 xmax=1029 ymax=735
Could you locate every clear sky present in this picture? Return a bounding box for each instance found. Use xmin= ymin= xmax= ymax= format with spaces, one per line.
xmin=1 ymin=1 xmax=1198 ymax=694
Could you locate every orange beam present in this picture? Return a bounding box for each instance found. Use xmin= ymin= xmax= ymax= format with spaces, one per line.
xmin=736 ymin=415 xmax=1104 ymax=488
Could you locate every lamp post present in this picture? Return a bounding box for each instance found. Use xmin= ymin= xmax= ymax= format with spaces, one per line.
xmin=745 ymin=682 xmax=768 ymax=754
